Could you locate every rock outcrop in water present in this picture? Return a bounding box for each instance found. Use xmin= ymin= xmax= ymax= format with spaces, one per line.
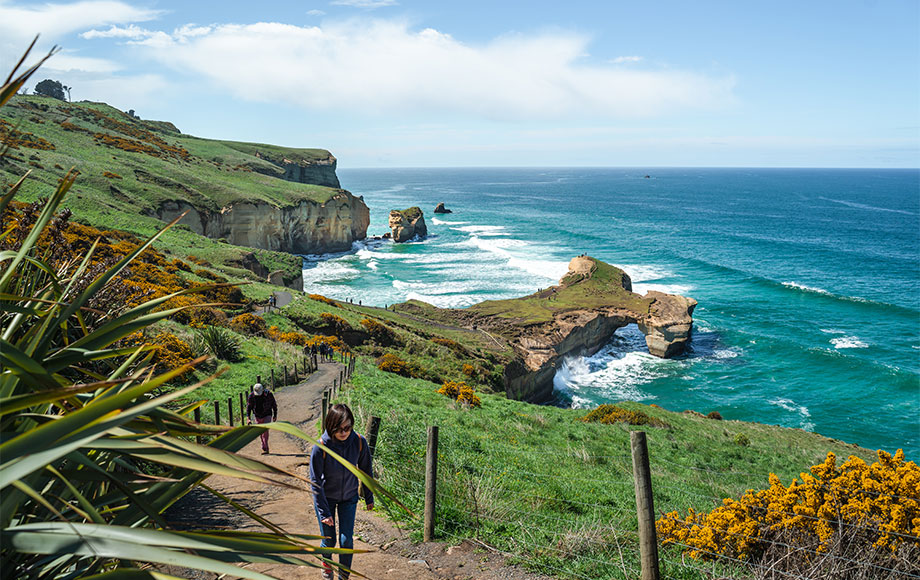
xmin=434 ymin=202 xmax=452 ymax=214
xmin=431 ymin=256 xmax=696 ymax=403
xmin=388 ymin=207 xmax=427 ymax=242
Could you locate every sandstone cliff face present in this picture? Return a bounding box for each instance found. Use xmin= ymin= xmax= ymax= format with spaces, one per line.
xmin=247 ymin=152 xmax=341 ymax=189
xmin=388 ymin=207 xmax=428 ymax=242
xmin=280 ymin=155 xmax=340 ymax=188
xmin=156 ymin=190 xmax=370 ymax=255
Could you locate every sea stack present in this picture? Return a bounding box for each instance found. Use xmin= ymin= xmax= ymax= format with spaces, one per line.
xmin=434 ymin=202 xmax=452 ymax=214
xmin=388 ymin=207 xmax=427 ymax=242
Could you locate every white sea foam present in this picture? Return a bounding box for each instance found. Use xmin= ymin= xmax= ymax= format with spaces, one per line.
xmin=302 ymin=261 xmax=359 ymax=282
xmin=614 ymin=264 xmax=675 ymax=282
xmin=553 ymin=324 xmax=674 ymax=405
xmin=820 ymin=328 xmax=846 ymax=334
xmin=454 ymin=225 xmax=508 ymax=234
xmin=711 ymin=348 xmax=742 ymax=360
xmin=554 ymin=353 xmax=662 ymax=407
xmin=431 ymin=218 xmax=469 ymax=225
xmin=769 ymin=397 xmax=814 ymax=431
xmin=635 ymin=283 xmax=695 ymax=296
xmin=819 ymin=197 xmax=916 ymax=216
xmin=405 ymin=291 xmax=483 ymax=308
xmin=507 ymin=257 xmax=569 ymax=281
xmin=831 ymin=336 xmax=869 ymax=349
xmin=367 ymin=260 xmax=379 ymax=271
xmin=458 ymin=235 xmax=528 ymax=255
xmin=783 ymin=281 xmax=832 ymax=295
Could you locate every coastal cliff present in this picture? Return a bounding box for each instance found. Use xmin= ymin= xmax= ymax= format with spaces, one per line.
xmin=155 ymin=189 xmax=370 ymax=255
xmin=442 ymin=256 xmax=696 ymax=403
xmin=244 ymin=150 xmax=341 ymax=189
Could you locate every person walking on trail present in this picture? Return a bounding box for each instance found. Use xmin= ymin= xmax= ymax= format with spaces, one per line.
xmin=246 ymin=383 xmax=277 ymax=454
xmin=310 ymin=404 xmax=374 ymax=580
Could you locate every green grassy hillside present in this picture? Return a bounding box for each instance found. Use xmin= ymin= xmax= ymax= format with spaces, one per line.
xmin=336 ymin=361 xmax=879 ymax=579
xmin=0 ymin=95 xmax=344 ymax=284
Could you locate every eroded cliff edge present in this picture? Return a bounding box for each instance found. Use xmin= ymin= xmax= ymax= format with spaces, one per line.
xmin=156 ymin=189 xmax=369 ymax=255
xmin=397 ymin=256 xmax=695 ymax=404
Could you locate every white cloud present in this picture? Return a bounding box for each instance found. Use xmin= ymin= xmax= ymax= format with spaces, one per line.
xmin=126 ymin=19 xmax=733 ymax=122
xmin=0 ymin=1 xmax=160 ymax=44
xmin=612 ymin=55 xmax=643 ymax=64
xmin=80 ymin=23 xmax=156 ymax=40
xmin=307 ymin=9 xmax=326 ymax=16
xmin=330 ymin=0 xmax=398 ymax=7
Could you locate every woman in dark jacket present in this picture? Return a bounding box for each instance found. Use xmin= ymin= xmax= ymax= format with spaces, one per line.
xmin=309 ymin=404 xmax=374 ymax=580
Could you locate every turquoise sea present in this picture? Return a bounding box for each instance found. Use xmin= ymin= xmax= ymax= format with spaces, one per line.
xmin=305 ymin=168 xmax=920 ymax=456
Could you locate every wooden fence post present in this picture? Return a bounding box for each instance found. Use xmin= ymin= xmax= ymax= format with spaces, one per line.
xmin=228 ymin=397 xmax=234 ymax=427
xmin=366 ymin=416 xmax=381 ymax=457
xmin=284 ymin=365 xmax=288 ymax=386
xmin=256 ymin=374 xmax=261 ymax=385
xmin=213 ymin=400 xmax=220 ymax=426
xmin=631 ymin=431 xmax=661 ymax=580
xmin=239 ymin=392 xmax=245 ymax=423
xmin=194 ymin=408 xmax=202 ymax=444
xmin=340 ymin=369 xmax=344 ymax=387
xmin=424 ymin=425 xmax=439 ymax=542
xmin=333 ymin=379 xmax=337 ymax=396
xmin=321 ymin=390 xmax=329 ymax=428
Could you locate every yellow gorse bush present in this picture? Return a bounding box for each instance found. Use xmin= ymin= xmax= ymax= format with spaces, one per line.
xmin=657 ymin=450 xmax=920 ymax=560
xmin=438 ymin=380 xmax=482 ymax=408
xmin=309 ymin=293 xmax=337 ymax=307
xmin=579 ymin=404 xmax=670 ymax=428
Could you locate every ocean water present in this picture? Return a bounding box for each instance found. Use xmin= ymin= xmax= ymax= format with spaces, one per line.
xmin=306 ymin=167 xmax=920 ymax=456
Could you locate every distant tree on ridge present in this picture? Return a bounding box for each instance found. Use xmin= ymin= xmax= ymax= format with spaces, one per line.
xmin=34 ymin=79 xmax=66 ymax=100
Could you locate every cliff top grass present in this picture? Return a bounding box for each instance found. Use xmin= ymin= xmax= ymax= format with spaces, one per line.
xmin=466 ymin=257 xmax=650 ymax=325
xmin=394 ymin=206 xmax=423 ymax=221
xmin=339 ymin=360 xmax=880 ymax=579
xmin=217 ymin=140 xmax=333 ymax=166
xmin=0 ymin=96 xmax=340 ymax=218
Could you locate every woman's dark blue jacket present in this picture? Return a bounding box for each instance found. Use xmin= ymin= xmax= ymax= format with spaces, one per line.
xmin=309 ymin=430 xmax=374 ymax=520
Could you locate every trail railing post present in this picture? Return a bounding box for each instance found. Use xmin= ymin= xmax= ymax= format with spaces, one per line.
xmin=284 ymin=365 xmax=288 ymax=386
xmin=366 ymin=416 xmax=381 ymax=457
xmin=424 ymin=425 xmax=439 ymax=542
xmin=256 ymin=374 xmax=261 ymax=385
xmin=321 ymin=391 xmax=329 ymax=427
xmin=631 ymin=431 xmax=661 ymax=580
xmin=194 ymin=408 xmax=202 ymax=444
xmin=333 ymin=379 xmax=337 ymax=396
xmin=228 ymin=398 xmax=234 ymax=427
xmin=340 ymin=369 xmax=344 ymax=387
xmin=239 ymin=392 xmax=245 ymax=423
xmin=213 ymin=400 xmax=220 ymax=426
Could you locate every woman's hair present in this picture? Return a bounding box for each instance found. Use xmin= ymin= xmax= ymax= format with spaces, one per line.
xmin=324 ymin=403 xmax=355 ymax=436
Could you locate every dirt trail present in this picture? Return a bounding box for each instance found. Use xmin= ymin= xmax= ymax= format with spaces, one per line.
xmin=166 ymin=360 xmax=552 ymax=580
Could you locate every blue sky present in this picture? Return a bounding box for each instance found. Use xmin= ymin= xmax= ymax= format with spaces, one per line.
xmin=1 ymin=0 xmax=918 ymax=168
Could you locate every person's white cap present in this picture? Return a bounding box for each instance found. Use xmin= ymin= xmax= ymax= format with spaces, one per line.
xmin=253 ymin=383 xmax=264 ymax=395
